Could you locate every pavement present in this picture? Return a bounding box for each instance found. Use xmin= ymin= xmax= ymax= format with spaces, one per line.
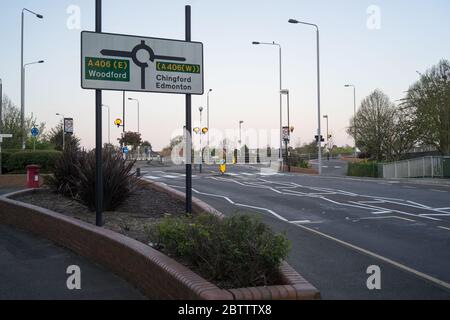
xmin=142 ymin=164 xmax=450 ymax=300
xmin=0 ymin=188 xmax=145 ymax=300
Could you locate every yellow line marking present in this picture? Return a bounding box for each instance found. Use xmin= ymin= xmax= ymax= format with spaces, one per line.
xmin=294 ymin=224 xmax=450 ymax=290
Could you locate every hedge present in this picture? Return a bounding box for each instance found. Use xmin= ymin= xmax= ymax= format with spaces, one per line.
xmin=348 ymin=161 xmax=379 ymax=178
xmin=5 ymin=150 xmax=62 ymax=173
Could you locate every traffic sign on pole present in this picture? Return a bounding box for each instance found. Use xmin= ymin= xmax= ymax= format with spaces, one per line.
xmin=31 ymin=127 xmax=40 ymax=137
xmin=81 ymin=31 xmax=204 ymax=95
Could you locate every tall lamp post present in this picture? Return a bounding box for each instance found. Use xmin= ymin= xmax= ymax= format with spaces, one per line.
xmin=252 ymin=41 xmax=283 ymax=171
xmin=199 ymin=106 xmax=204 ymax=173
xmin=345 ymin=84 xmax=357 ymax=158
xmin=281 ymin=89 xmax=291 ymax=171
xmin=22 ymin=60 xmax=44 ymax=149
xmin=102 ymin=104 xmax=110 ymax=144
xmin=207 ymin=89 xmax=212 ymax=151
xmin=289 ymin=19 xmax=322 ymax=175
xmin=323 ymin=115 xmax=329 ymax=160
xmin=56 ymin=113 xmax=65 ymax=151
xmin=21 ymin=8 xmax=44 ymax=150
xmin=128 ymin=98 xmax=140 ymax=159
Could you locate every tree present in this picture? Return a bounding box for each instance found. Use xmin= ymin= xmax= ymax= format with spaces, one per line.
xmin=160 ymin=135 xmax=183 ymax=157
xmin=1 ymin=95 xmax=45 ymax=150
xmin=46 ymin=122 xmax=81 ymax=151
xmin=348 ymin=89 xmax=399 ymax=161
xmin=402 ymin=60 xmax=450 ymax=155
xmin=118 ymin=131 xmax=142 ymax=150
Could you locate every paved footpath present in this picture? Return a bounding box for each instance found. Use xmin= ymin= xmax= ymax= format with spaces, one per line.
xmin=0 ymin=189 xmax=145 ymax=300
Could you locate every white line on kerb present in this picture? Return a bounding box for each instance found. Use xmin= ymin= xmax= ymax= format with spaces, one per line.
xmin=294 ymin=224 xmax=450 ymax=290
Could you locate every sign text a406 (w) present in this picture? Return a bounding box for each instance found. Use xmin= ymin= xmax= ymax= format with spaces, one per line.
xmin=81 ymin=31 xmax=204 ymax=95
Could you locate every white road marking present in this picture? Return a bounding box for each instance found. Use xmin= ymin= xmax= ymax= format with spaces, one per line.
xmin=163 ymin=180 xmax=450 ymax=290
xmin=144 ymin=175 xmax=161 ymax=180
xmin=358 ymin=216 xmax=416 ymax=223
xmin=334 ymin=166 xmax=342 ymax=169
xmin=437 ymin=226 xmax=450 ymax=231
xmin=294 ymin=224 xmax=450 ymax=290
xmin=432 ymin=189 xmax=448 ymax=193
xmin=290 ymin=220 xmax=312 ymax=224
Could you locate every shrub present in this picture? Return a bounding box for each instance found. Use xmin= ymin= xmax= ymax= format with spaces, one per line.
xmin=75 ymin=147 xmax=138 ymax=211
xmin=148 ymin=213 xmax=291 ymax=289
xmin=348 ymin=161 xmax=379 ymax=177
xmin=5 ymin=150 xmax=62 ymax=173
xmin=289 ymin=152 xmax=310 ymax=168
xmin=44 ymin=146 xmax=82 ymax=197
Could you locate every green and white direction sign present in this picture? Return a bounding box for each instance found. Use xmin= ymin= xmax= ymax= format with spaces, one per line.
xmin=81 ymin=31 xmax=204 ymax=95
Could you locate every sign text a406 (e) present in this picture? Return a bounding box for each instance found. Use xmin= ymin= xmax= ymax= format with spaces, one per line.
xmin=81 ymin=31 xmax=204 ymax=95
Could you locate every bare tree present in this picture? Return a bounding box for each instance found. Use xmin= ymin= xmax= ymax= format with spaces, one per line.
xmin=348 ymin=89 xmax=398 ymax=161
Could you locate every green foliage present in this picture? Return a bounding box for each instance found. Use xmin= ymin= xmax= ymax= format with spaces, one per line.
xmin=148 ymin=213 xmax=291 ymax=289
xmin=47 ymin=122 xmax=80 ymax=151
xmin=348 ymin=161 xmax=379 ymax=178
xmin=5 ymin=150 xmax=62 ymax=173
xmin=288 ymin=151 xmax=310 ymax=168
xmin=45 ymin=146 xmax=138 ymax=211
xmin=118 ymin=131 xmax=142 ymax=149
xmin=75 ymin=146 xmax=138 ymax=211
xmin=403 ymin=60 xmax=450 ymax=155
xmin=1 ymin=95 xmax=46 ymax=150
xmin=44 ymin=146 xmax=82 ymax=197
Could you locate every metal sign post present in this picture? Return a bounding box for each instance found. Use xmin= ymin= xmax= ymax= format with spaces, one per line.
xmin=95 ymin=0 xmax=103 ymax=227
xmin=83 ymin=3 xmax=201 ymax=217
xmin=185 ymin=5 xmax=193 ymax=213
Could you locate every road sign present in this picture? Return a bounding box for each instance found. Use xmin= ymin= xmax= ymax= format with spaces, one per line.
xmin=122 ymin=147 xmax=129 ymax=154
xmin=315 ymin=135 xmax=325 ymax=143
xmin=64 ymin=118 xmax=74 ymax=134
xmin=81 ymin=31 xmax=204 ymax=95
xmin=0 ymin=134 xmax=12 ymax=143
xmin=282 ymin=126 xmax=290 ymax=142
xmin=115 ymin=118 xmax=123 ymax=127
xmin=31 ymin=127 xmax=40 ymax=137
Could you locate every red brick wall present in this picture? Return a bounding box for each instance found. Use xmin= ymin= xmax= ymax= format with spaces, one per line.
xmin=0 ymin=192 xmax=319 ymax=300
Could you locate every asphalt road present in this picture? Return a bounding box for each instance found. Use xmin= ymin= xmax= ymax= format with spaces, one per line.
xmin=143 ymin=164 xmax=450 ymax=300
xmin=0 ymin=189 xmax=145 ymax=300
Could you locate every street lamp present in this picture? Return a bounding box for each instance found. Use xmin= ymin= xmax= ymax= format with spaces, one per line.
xmin=289 ymin=18 xmax=323 ymax=175
xmin=252 ymin=40 xmax=283 ymax=170
xmin=238 ymin=120 xmax=244 ymax=146
xmin=206 ymin=89 xmax=212 ymax=150
xmin=21 ymin=60 xmax=44 ymax=149
xmin=127 ymin=98 xmax=140 ymax=134
xmin=199 ymin=106 xmax=204 ymax=173
xmin=56 ymin=113 xmax=65 ymax=151
xmin=345 ymin=84 xmax=357 ymax=158
xmin=21 ymin=8 xmax=44 ymax=150
xmin=281 ymin=89 xmax=291 ymax=172
xmin=102 ymin=104 xmax=110 ymax=144
xmin=323 ymin=115 xmax=330 ymax=160
xmin=128 ymin=97 xmax=141 ymax=160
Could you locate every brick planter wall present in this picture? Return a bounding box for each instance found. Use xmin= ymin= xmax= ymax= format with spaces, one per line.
xmin=0 ymin=190 xmax=320 ymax=300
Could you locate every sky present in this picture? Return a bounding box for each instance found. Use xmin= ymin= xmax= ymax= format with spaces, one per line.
xmin=1 ymin=0 xmax=449 ymax=150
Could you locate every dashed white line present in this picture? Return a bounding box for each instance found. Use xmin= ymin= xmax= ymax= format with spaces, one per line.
xmin=437 ymin=226 xmax=450 ymax=231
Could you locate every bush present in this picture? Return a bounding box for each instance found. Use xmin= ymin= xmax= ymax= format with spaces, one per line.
xmin=148 ymin=213 xmax=291 ymax=289
xmin=289 ymin=152 xmax=310 ymax=168
xmin=44 ymin=146 xmax=82 ymax=197
xmin=348 ymin=161 xmax=379 ymax=177
xmin=5 ymin=150 xmax=62 ymax=173
xmin=75 ymin=147 xmax=138 ymax=211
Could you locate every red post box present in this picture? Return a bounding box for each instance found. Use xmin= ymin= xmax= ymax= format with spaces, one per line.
xmin=26 ymin=165 xmax=41 ymax=189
